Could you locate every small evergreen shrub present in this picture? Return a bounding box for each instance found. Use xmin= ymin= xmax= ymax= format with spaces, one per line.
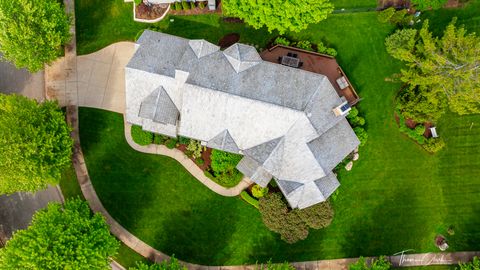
xmin=186 ymin=140 xmax=203 ymax=159
xmin=252 ymin=184 xmax=269 ymax=198
xmin=240 ymin=191 xmax=259 ymax=209
xmin=210 ymin=150 xmax=243 ymax=187
xmin=423 ymin=137 xmax=446 ymax=153
xmin=181 ymin=1 xmax=190 ymax=10
xmin=325 ymin=48 xmax=338 ymax=57
xmin=178 ymin=136 xmax=190 ymax=145
xmin=295 ymin=40 xmax=313 ymax=51
xmin=165 ymin=139 xmax=177 ymax=149
xmin=174 ymin=2 xmax=182 ymax=10
xmin=196 ymin=157 xmax=205 ymax=165
xmin=153 ymin=134 xmax=168 ymax=145
xmin=349 ymin=256 xmax=391 ymax=270
xmin=190 ymin=1 xmax=196 ymax=9
xmin=273 ymin=36 xmax=291 ymax=46
xmin=354 ymin=127 xmax=368 ymax=147
xmin=131 ymin=125 xmax=153 ymax=146
xmin=198 ymin=1 xmax=206 ymax=9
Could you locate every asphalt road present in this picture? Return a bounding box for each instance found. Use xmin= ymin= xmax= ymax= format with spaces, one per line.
xmin=0 ymin=55 xmax=44 ymax=100
xmin=0 ymin=57 xmax=62 ymax=245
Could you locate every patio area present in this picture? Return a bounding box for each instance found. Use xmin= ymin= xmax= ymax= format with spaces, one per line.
xmin=260 ymin=45 xmax=360 ymax=105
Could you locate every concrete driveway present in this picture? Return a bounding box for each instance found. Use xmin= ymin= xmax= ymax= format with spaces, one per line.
xmin=0 ymin=55 xmax=44 ymax=100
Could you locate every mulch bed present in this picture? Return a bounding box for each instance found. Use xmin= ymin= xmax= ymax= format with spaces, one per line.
xmin=222 ymin=17 xmax=244 ymax=23
xmin=378 ymin=0 xmax=411 ymax=9
xmin=136 ymin=2 xmax=169 ymax=20
xmin=176 ymin=144 xmax=212 ymax=171
xmin=218 ymin=33 xmax=240 ymax=49
xmin=394 ymin=112 xmax=433 ymax=138
xmin=169 ymin=1 xmax=222 ymax=15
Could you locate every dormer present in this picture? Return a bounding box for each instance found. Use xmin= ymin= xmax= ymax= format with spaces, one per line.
xmin=223 ymin=43 xmax=261 ymax=73
xmin=188 ymin=40 xmax=220 ymax=59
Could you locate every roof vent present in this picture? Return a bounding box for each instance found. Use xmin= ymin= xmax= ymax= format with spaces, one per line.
xmin=223 ymin=43 xmax=261 ymax=73
xmin=332 ymin=100 xmax=351 ymax=117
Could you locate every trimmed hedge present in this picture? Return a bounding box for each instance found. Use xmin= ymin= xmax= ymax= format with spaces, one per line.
xmin=240 ymin=191 xmax=259 ymax=209
xmin=131 ymin=125 xmax=153 ymax=146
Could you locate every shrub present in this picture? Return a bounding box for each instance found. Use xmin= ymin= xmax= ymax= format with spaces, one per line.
xmin=134 ymin=0 xmax=142 ymax=4
xmin=181 ymin=1 xmax=190 ymax=10
xmin=378 ymin=7 xmax=396 ymax=24
xmin=196 ymin=157 xmax=205 ymax=165
xmin=349 ymin=256 xmax=391 ymax=270
xmin=131 ymin=125 xmax=153 ymax=146
xmin=354 ymin=127 xmax=368 ymax=147
xmin=190 ymin=1 xmax=196 ymax=9
xmin=240 ymin=191 xmax=259 ymax=209
xmin=198 ymin=1 xmax=205 ymax=9
xmin=252 ymin=184 xmax=269 ymax=198
xmin=423 ymin=137 xmax=445 ymax=153
xmin=273 ymin=36 xmax=291 ymax=46
xmin=165 ymin=139 xmax=177 ymax=149
xmin=347 ymin=108 xmax=366 ymax=127
xmin=174 ymin=2 xmax=182 ymax=10
xmin=186 ymin=140 xmax=203 ymax=159
xmin=325 ymin=48 xmax=338 ymax=57
xmin=295 ymin=40 xmax=313 ymax=51
xmin=458 ymin=257 xmax=480 ymax=270
xmin=259 ymin=193 xmax=334 ymax=244
xmin=256 ymin=260 xmax=296 ymax=270
xmin=130 ymin=256 xmax=186 ymax=270
xmin=177 ymin=136 xmax=190 ymax=145
xmin=154 ymin=134 xmax=169 ymax=145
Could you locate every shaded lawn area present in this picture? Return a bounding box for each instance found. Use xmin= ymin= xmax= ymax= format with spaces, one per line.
xmin=331 ymin=0 xmax=378 ymax=9
xmin=77 ymin=0 xmax=480 ymax=266
xmin=75 ymin=1 xmax=275 ymax=55
xmin=59 ymin=164 xmax=149 ymax=268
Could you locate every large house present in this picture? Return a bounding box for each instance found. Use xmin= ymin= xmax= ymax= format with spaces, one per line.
xmin=125 ymin=30 xmax=360 ymax=209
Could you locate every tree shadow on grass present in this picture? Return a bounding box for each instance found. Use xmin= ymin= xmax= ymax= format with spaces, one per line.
xmin=339 ymin=189 xmax=434 ymax=258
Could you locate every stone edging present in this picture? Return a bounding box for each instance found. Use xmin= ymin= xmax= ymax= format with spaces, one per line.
xmin=124 ymin=121 xmax=253 ymax=197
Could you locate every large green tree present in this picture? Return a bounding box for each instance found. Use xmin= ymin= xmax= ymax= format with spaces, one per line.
xmin=0 ymin=0 xmax=71 ymax=72
xmin=258 ymin=192 xmax=333 ymax=244
xmin=0 ymin=199 xmax=119 ymax=269
xmin=386 ymin=19 xmax=480 ymax=121
xmin=222 ymin=0 xmax=334 ymax=34
xmin=0 ymin=94 xmax=73 ymax=194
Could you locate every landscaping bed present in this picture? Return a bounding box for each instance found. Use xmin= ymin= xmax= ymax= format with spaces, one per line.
xmin=131 ymin=125 xmax=243 ymax=187
xmin=135 ymin=2 xmax=169 ymax=20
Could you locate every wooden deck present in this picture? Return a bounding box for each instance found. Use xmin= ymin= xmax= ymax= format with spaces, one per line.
xmin=260 ymin=45 xmax=360 ymax=105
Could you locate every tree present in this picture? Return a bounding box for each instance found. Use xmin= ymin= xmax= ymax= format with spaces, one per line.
xmin=0 ymin=0 xmax=71 ymax=72
xmin=258 ymin=192 xmax=334 ymax=244
xmin=411 ymin=0 xmax=447 ymax=10
xmin=0 ymin=199 xmax=119 ymax=269
xmin=222 ymin=0 xmax=334 ymax=34
xmin=0 ymin=94 xmax=73 ymax=194
xmin=385 ymin=19 xmax=480 ymax=120
xmin=130 ymin=257 xmax=186 ymax=270
xmin=349 ymin=256 xmax=391 ymax=270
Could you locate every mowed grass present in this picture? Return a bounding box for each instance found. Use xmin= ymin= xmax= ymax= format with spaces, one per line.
xmin=331 ymin=0 xmax=378 ymax=9
xmin=76 ymin=0 xmax=480 ymax=266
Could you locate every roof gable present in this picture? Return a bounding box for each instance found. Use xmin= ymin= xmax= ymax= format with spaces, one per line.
xmin=206 ymin=130 xmax=240 ymax=153
xmin=243 ymin=137 xmax=282 ymax=164
xmin=188 ymin=40 xmax=220 ymax=59
xmin=138 ymin=86 xmax=179 ymax=125
xmin=223 ymin=44 xmax=261 ymax=73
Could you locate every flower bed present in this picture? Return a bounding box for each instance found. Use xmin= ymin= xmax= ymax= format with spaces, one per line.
xmin=133 ymin=1 xmax=170 ymax=23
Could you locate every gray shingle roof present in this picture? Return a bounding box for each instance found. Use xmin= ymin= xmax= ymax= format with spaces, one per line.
xmin=206 ymin=130 xmax=240 ymax=154
xmin=138 ymin=86 xmax=179 ymax=125
xmin=126 ymin=30 xmax=360 ymax=209
xmin=243 ymin=137 xmax=282 ymax=164
xmin=308 ymin=119 xmax=360 ymax=172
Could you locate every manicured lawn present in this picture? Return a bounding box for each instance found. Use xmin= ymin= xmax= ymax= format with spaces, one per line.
xmin=76 ymin=0 xmax=480 ymax=266
xmin=331 ymin=0 xmax=377 ymax=9
xmin=59 ymin=164 xmax=149 ymax=268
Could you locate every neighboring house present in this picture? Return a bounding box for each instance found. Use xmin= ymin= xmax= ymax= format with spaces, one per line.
xmin=125 ymin=30 xmax=360 ymax=209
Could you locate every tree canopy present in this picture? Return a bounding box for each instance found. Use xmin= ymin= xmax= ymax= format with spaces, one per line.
xmin=0 ymin=0 xmax=71 ymax=72
xmin=0 ymin=94 xmax=73 ymax=194
xmin=385 ymin=19 xmax=480 ymax=121
xmin=258 ymin=192 xmax=333 ymax=243
xmin=0 ymin=199 xmax=119 ymax=269
xmin=222 ymin=0 xmax=334 ymax=34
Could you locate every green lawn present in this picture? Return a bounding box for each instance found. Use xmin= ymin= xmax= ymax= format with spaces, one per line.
xmin=331 ymin=0 xmax=377 ymax=9
xmin=76 ymin=0 xmax=480 ymax=266
xmin=59 ymin=163 xmax=149 ymax=268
